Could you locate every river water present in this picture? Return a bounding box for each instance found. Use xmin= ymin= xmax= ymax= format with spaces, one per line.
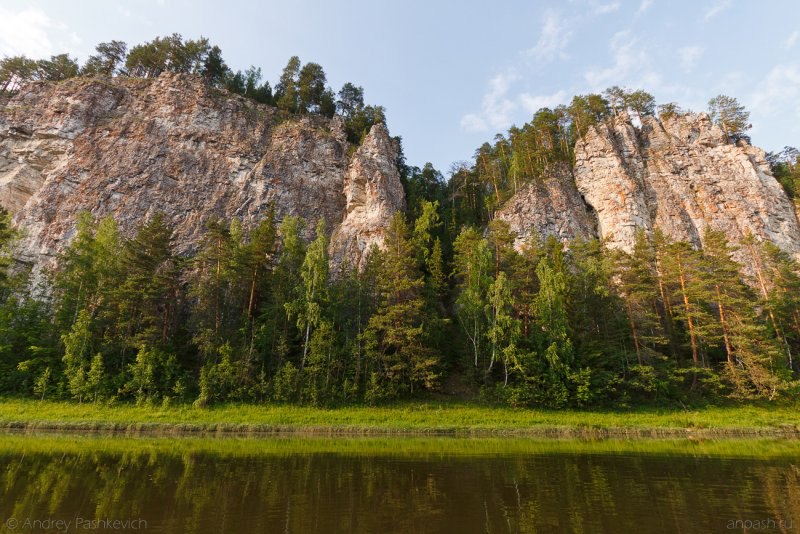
xmin=0 ymin=435 xmax=797 ymax=533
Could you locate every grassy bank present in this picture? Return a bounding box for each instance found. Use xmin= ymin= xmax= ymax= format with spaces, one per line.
xmin=0 ymin=399 xmax=798 ymax=438
xmin=2 ymin=433 xmax=800 ymax=459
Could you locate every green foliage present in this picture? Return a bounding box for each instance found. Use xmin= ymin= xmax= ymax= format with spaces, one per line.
xmin=708 ymin=94 xmax=751 ymax=142
xmin=453 ymin=227 xmax=492 ymax=369
xmin=82 ymin=41 xmax=127 ymax=77
xmin=362 ymin=214 xmax=439 ymax=400
xmin=767 ymin=147 xmax=800 ymax=199
xmin=35 ymin=54 xmax=79 ymax=81
xmin=125 ymin=34 xmax=210 ymax=78
xmin=0 ymin=55 xmax=38 ymax=92
xmin=1 ymin=81 xmax=798 ymax=409
xmin=61 ymin=310 xmax=93 ymax=403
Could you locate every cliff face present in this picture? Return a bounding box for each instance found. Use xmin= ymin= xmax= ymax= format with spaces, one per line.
xmin=495 ymin=163 xmax=596 ymax=249
xmin=0 ymin=74 xmax=405 ymax=271
xmin=499 ymin=111 xmax=800 ymax=264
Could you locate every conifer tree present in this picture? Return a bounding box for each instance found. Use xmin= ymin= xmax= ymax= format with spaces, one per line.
xmin=362 ymin=213 xmax=438 ymax=400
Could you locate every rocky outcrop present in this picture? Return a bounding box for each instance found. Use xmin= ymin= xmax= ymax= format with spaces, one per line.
xmin=495 ymin=164 xmax=596 ymax=249
xmin=501 ymin=111 xmax=800 ymax=265
xmin=330 ymin=123 xmax=405 ymax=269
xmin=0 ymin=74 xmax=405 ymax=272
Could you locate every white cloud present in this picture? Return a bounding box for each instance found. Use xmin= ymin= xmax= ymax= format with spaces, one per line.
xmin=527 ymin=10 xmax=571 ymax=62
xmin=751 ymin=64 xmax=800 ymax=118
xmin=460 ymin=73 xmax=519 ymax=133
xmin=0 ymin=7 xmax=56 ymax=58
xmin=704 ymin=0 xmax=732 ymax=21
xmin=0 ymin=7 xmax=83 ymax=59
xmin=637 ymin=0 xmax=654 ymax=14
xmin=519 ymin=90 xmax=568 ymax=114
xmin=584 ymin=31 xmax=648 ymax=89
xmin=784 ymin=31 xmax=799 ymax=49
xmin=678 ymin=46 xmax=703 ymax=72
xmin=592 ymin=2 xmax=621 ymax=14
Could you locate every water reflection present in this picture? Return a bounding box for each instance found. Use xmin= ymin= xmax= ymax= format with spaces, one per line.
xmin=0 ymin=435 xmax=797 ymax=533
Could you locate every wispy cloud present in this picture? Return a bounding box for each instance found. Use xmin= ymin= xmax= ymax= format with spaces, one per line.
xmin=519 ymin=90 xmax=568 ymax=114
xmin=637 ymin=0 xmax=654 ymax=14
xmin=751 ymin=64 xmax=800 ymax=119
xmin=678 ymin=46 xmax=703 ymax=72
xmin=0 ymin=7 xmax=56 ymax=57
xmin=584 ymin=31 xmax=648 ymax=89
xmin=461 ymin=73 xmax=519 ymax=133
xmin=784 ymin=31 xmax=799 ymax=49
xmin=592 ymin=2 xmax=621 ymax=15
xmin=704 ymin=0 xmax=732 ymax=21
xmin=526 ymin=10 xmax=571 ymax=62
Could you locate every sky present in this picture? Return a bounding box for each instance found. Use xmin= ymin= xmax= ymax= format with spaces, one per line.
xmin=1 ymin=0 xmax=799 ymax=172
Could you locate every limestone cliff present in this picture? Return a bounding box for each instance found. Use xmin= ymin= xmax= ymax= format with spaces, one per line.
xmin=498 ymin=111 xmax=800 ymax=265
xmin=495 ymin=163 xmax=596 ymax=249
xmin=0 ymin=73 xmax=405 ymax=271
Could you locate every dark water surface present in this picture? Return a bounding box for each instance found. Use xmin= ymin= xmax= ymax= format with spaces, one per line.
xmin=0 ymin=435 xmax=798 ymax=533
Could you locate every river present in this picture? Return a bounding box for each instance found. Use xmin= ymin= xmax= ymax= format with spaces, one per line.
xmin=0 ymin=434 xmax=797 ymax=533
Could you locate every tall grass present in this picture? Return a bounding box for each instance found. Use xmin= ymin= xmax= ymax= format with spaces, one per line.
xmin=0 ymin=399 xmax=797 ymax=436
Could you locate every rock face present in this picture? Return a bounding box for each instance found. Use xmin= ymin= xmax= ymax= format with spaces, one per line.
xmin=495 ymin=163 xmax=596 ymax=249
xmin=0 ymin=74 xmax=405 ymax=272
xmin=330 ymin=123 xmax=406 ymax=269
xmin=500 ymin=111 xmax=800 ymax=264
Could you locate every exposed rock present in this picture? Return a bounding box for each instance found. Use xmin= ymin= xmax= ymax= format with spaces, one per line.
xmin=0 ymin=74 xmax=405 ymax=273
xmin=495 ymin=164 xmax=596 ymax=250
xmin=502 ymin=110 xmax=800 ymax=266
xmin=330 ymin=123 xmax=406 ymax=270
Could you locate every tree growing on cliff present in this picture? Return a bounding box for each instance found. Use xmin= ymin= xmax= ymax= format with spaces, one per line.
xmin=82 ymin=41 xmax=127 ymax=76
xmin=275 ymin=56 xmax=301 ymax=114
xmin=36 ymin=54 xmax=79 ymax=81
xmin=708 ymin=95 xmax=751 ymax=142
xmin=0 ymin=56 xmax=38 ymax=92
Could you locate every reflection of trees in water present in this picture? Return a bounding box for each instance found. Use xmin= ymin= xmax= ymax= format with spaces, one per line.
xmin=0 ymin=450 xmax=798 ymax=533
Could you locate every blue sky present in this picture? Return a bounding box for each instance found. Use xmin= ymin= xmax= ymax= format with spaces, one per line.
xmin=1 ymin=0 xmax=798 ymax=172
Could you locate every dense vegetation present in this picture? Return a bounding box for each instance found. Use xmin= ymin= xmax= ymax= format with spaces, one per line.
xmin=1 ymin=194 xmax=798 ymax=408
xmin=1 ymin=38 xmax=798 ymax=409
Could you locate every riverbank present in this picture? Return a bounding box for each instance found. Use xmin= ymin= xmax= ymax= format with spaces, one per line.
xmin=0 ymin=399 xmax=798 ymax=438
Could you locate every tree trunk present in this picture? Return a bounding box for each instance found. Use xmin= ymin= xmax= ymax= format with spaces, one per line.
xmin=626 ymin=300 xmax=642 ymax=365
xmin=677 ymin=259 xmax=699 ymax=387
xmin=715 ymin=284 xmax=735 ymax=369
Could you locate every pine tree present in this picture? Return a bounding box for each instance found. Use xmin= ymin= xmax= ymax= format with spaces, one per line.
xmin=362 ymin=213 xmax=438 ymax=400
xmin=115 ymin=213 xmax=181 ymax=352
xmin=189 ymin=218 xmax=235 ymax=360
xmin=661 ymin=240 xmax=716 ymax=387
xmin=616 ymin=230 xmax=668 ymax=364
xmin=708 ymin=95 xmax=751 ymax=142
xmin=276 ymin=56 xmax=301 ymax=114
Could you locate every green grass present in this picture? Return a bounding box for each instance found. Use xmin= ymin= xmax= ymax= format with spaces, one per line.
xmin=0 ymin=398 xmax=798 ymax=437
xmin=1 ymin=433 xmax=800 ymax=459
